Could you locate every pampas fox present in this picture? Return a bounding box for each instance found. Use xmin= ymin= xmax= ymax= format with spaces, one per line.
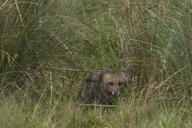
xmin=78 ymin=67 xmax=129 ymax=104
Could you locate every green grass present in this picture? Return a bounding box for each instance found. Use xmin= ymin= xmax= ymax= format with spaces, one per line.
xmin=0 ymin=92 xmax=191 ymax=128
xmin=0 ymin=0 xmax=192 ymax=127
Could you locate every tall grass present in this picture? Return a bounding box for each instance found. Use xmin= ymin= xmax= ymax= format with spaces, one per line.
xmin=0 ymin=0 xmax=56 ymax=73
xmin=0 ymin=0 xmax=58 ymax=93
xmin=0 ymin=0 xmax=192 ymax=127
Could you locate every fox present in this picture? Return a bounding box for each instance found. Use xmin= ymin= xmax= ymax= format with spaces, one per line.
xmin=78 ymin=66 xmax=129 ymax=105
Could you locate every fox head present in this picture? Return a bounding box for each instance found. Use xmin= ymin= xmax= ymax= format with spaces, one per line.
xmin=101 ymin=66 xmax=129 ymax=99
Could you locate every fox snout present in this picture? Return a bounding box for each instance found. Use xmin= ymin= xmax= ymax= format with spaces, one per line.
xmin=111 ymin=90 xmax=120 ymax=97
xmin=110 ymin=86 xmax=121 ymax=97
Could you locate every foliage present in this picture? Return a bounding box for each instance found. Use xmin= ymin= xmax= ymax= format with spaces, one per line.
xmin=0 ymin=0 xmax=192 ymax=127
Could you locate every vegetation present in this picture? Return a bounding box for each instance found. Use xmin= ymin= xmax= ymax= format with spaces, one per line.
xmin=0 ymin=0 xmax=192 ymax=127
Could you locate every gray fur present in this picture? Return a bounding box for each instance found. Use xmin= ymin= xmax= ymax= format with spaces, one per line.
xmin=78 ymin=69 xmax=128 ymax=105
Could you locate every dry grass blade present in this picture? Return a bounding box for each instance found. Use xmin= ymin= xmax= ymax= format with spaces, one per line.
xmin=57 ymin=75 xmax=82 ymax=85
xmin=15 ymin=0 xmax=24 ymax=26
xmin=0 ymin=0 xmax=9 ymax=10
xmin=154 ymin=66 xmax=189 ymax=91
xmin=47 ymin=66 xmax=102 ymax=73
xmin=143 ymin=81 xmax=157 ymax=109
xmin=75 ymin=103 xmax=118 ymax=108
xmin=0 ymin=50 xmax=23 ymax=70
xmin=47 ymin=66 xmax=129 ymax=73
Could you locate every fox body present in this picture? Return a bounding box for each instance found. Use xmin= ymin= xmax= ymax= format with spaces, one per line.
xmin=78 ymin=68 xmax=128 ymax=104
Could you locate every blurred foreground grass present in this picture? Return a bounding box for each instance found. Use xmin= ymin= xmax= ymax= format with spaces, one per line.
xmin=0 ymin=0 xmax=192 ymax=127
xmin=0 ymin=92 xmax=191 ymax=128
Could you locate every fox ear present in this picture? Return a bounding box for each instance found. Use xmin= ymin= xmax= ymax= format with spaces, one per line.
xmin=123 ymin=64 xmax=130 ymax=77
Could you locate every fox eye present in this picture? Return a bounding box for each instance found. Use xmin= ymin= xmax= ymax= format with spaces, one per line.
xmin=119 ymin=82 xmax=124 ymax=86
xmin=108 ymin=82 xmax=114 ymax=86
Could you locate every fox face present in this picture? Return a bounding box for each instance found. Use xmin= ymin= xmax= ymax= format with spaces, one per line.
xmin=101 ymin=70 xmax=127 ymax=99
